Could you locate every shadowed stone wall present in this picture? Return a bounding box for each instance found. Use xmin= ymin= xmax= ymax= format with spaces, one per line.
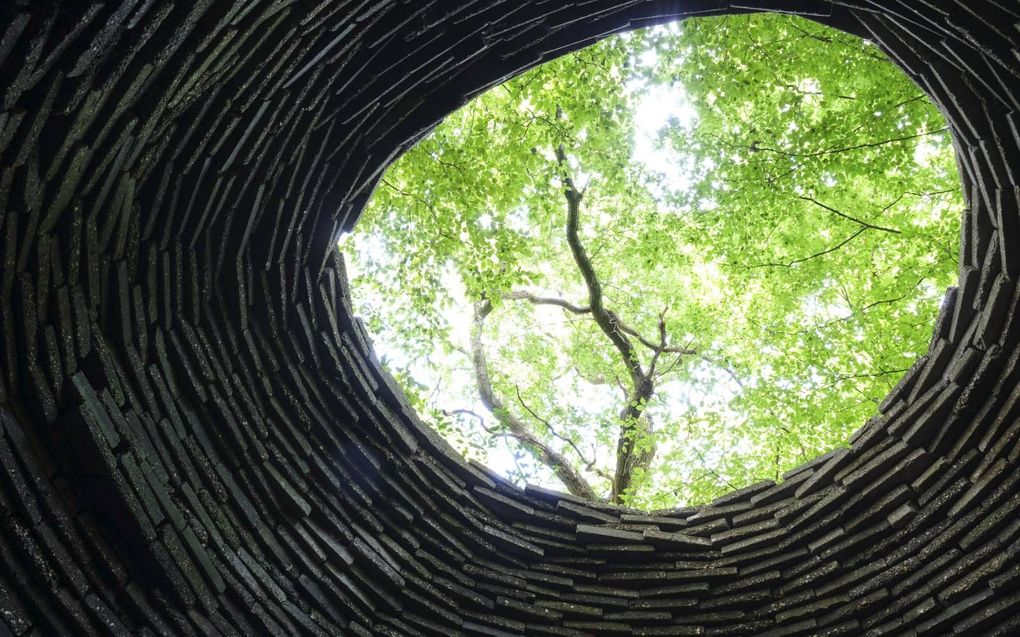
xmin=1 ymin=1 xmax=1018 ymax=635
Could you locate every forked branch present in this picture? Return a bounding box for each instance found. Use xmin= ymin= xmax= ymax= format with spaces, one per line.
xmin=554 ymin=146 xmax=683 ymax=502
xmin=470 ymin=300 xmax=599 ymax=500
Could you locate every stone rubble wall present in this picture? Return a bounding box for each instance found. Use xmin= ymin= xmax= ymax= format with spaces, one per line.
xmin=0 ymin=1 xmax=1018 ymax=635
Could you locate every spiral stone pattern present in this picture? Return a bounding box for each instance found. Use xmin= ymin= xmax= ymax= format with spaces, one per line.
xmin=1 ymin=1 xmax=1019 ymax=635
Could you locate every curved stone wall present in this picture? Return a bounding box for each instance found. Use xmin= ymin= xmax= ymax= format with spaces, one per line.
xmin=1 ymin=1 xmax=1018 ymax=635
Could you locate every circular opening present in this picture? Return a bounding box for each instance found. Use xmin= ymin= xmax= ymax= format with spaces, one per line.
xmin=341 ymin=12 xmax=963 ymax=509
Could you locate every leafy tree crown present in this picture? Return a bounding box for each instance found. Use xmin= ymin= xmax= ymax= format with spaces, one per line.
xmin=343 ymin=13 xmax=962 ymax=509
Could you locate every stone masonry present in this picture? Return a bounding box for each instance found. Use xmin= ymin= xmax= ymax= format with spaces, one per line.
xmin=0 ymin=1 xmax=1019 ymax=635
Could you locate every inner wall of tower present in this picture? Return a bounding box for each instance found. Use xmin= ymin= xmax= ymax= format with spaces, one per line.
xmin=0 ymin=2 xmax=1018 ymax=635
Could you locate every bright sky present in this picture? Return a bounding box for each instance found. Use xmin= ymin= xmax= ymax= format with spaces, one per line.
xmin=631 ymin=80 xmax=698 ymax=192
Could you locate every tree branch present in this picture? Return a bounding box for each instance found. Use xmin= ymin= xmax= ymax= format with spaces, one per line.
xmin=556 ymin=145 xmax=644 ymax=387
xmin=798 ymin=195 xmax=901 ymax=234
xmin=471 ymin=299 xmax=599 ymax=500
xmin=692 ymin=446 xmax=738 ymax=491
xmin=754 ymin=127 xmax=948 ymax=158
xmin=618 ymin=319 xmax=697 ymax=356
xmin=515 ymin=385 xmax=596 ymax=470
xmin=553 ymin=146 xmax=666 ymax=502
xmin=502 ymin=290 xmax=590 ymax=314
xmin=444 ymin=408 xmax=493 ymax=431
xmin=752 ymin=227 xmax=868 ymax=268
xmin=647 ymin=310 xmax=669 ymax=377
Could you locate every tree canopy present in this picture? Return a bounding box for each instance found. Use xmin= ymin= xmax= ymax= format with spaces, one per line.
xmin=341 ymin=13 xmax=963 ymax=509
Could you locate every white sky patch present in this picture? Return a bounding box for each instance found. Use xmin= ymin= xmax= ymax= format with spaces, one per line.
xmin=639 ymin=46 xmax=660 ymax=69
xmin=799 ymin=289 xmax=854 ymax=323
xmin=914 ymin=140 xmax=940 ymax=167
xmin=630 ymin=80 xmax=698 ymax=195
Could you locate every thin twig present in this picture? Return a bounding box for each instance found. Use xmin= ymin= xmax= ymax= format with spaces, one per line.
xmin=752 ymin=227 xmax=868 ymax=268
xmin=444 ymin=408 xmax=495 ymax=432
xmin=755 ymin=127 xmax=948 ymax=158
xmin=798 ymin=196 xmax=901 ymax=234
xmin=515 ymin=385 xmax=595 ymax=468
xmin=692 ymin=447 xmax=738 ymax=490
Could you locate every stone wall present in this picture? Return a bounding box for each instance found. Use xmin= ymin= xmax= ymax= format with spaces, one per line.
xmin=0 ymin=1 xmax=1018 ymax=635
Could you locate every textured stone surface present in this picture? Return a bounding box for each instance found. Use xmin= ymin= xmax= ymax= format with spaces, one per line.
xmin=0 ymin=1 xmax=1019 ymax=634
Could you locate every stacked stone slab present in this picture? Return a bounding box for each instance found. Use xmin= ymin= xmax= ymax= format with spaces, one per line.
xmin=0 ymin=1 xmax=1018 ymax=635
